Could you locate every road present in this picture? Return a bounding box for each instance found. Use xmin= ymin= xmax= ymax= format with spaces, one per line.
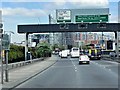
xmin=11 ymin=56 xmax=119 ymax=89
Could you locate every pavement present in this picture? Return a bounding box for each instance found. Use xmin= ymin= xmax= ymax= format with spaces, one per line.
xmin=0 ymin=55 xmax=58 ymax=89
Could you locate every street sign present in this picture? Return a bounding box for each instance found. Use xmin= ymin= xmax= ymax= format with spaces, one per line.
xmin=2 ymin=34 xmax=10 ymax=50
xmin=75 ymin=15 xmax=108 ymax=22
xmin=57 ymin=10 xmax=71 ymax=23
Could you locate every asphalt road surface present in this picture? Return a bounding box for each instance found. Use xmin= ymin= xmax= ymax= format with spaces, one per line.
xmin=14 ymin=56 xmax=119 ymax=89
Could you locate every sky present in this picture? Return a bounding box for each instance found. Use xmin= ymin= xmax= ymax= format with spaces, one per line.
xmin=0 ymin=0 xmax=119 ymax=43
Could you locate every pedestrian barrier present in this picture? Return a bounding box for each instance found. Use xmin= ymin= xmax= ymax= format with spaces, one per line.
xmin=5 ymin=58 xmax=44 ymax=70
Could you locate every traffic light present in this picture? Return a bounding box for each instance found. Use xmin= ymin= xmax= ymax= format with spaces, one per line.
xmin=107 ymin=40 xmax=113 ymax=50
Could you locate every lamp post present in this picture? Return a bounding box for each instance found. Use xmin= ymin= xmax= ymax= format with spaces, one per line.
xmin=4 ymin=31 xmax=14 ymax=82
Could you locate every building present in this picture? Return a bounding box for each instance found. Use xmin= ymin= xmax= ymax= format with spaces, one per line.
xmin=27 ymin=34 xmax=50 ymax=47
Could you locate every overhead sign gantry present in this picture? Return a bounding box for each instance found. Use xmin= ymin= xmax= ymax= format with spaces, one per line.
xmin=18 ymin=23 xmax=120 ymax=33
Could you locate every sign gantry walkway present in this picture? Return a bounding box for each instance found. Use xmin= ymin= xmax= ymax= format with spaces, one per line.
xmin=18 ymin=23 xmax=120 ymax=33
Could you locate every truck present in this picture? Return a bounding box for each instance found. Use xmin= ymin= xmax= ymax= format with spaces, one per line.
xmin=88 ymin=49 xmax=101 ymax=60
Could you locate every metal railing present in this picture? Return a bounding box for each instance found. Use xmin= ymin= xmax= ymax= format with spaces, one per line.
xmin=1 ymin=58 xmax=44 ymax=70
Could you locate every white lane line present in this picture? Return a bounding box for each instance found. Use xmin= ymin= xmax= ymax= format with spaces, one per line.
xmin=70 ymin=58 xmax=77 ymax=72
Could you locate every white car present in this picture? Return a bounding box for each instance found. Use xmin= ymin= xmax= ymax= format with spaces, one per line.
xmin=61 ymin=50 xmax=68 ymax=58
xmin=79 ymin=55 xmax=90 ymax=64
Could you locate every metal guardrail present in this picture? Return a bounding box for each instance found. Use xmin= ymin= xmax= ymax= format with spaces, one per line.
xmin=1 ymin=58 xmax=44 ymax=70
xmin=102 ymin=55 xmax=120 ymax=62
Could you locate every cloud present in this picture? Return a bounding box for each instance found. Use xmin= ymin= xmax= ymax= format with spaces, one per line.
xmin=2 ymin=0 xmax=109 ymax=17
xmin=109 ymin=15 xmax=118 ymax=23
xmin=2 ymin=0 xmax=109 ymax=8
xmin=2 ymin=7 xmax=47 ymax=17
xmin=69 ymin=0 xmax=108 ymax=8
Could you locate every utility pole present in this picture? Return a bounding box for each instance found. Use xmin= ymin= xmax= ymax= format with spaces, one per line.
xmin=115 ymin=31 xmax=119 ymax=59
xmin=25 ymin=33 xmax=29 ymax=61
xmin=0 ymin=28 xmax=3 ymax=84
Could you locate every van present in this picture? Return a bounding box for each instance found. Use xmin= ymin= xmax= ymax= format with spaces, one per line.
xmin=70 ymin=47 xmax=80 ymax=58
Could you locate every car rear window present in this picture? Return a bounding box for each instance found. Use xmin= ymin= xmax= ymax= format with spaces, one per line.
xmin=73 ymin=49 xmax=79 ymax=51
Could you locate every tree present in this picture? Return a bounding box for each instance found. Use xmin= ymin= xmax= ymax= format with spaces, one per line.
xmin=36 ymin=42 xmax=52 ymax=57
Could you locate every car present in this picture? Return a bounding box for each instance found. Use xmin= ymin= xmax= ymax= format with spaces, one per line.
xmin=59 ymin=51 xmax=62 ymax=57
xmin=109 ymin=52 xmax=117 ymax=57
xmin=61 ymin=50 xmax=68 ymax=58
xmin=64 ymin=50 xmax=70 ymax=56
xmin=52 ymin=51 xmax=55 ymax=54
xmin=79 ymin=55 xmax=90 ymax=64
xmin=55 ymin=51 xmax=59 ymax=55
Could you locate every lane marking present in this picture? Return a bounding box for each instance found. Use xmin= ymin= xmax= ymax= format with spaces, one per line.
xmin=70 ymin=58 xmax=78 ymax=72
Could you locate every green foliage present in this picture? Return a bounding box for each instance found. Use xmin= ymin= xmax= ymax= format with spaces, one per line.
xmin=8 ymin=42 xmax=52 ymax=63
xmin=82 ymin=45 xmax=91 ymax=50
xmin=59 ymin=45 xmax=65 ymax=50
xmin=8 ymin=44 xmax=25 ymax=63
xmin=36 ymin=42 xmax=52 ymax=57
xmin=29 ymin=47 xmax=37 ymax=59
xmin=51 ymin=44 xmax=65 ymax=51
xmin=51 ymin=44 xmax=59 ymax=50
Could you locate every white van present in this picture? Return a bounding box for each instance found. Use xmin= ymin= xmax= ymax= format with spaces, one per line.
xmin=70 ymin=47 xmax=80 ymax=58
xmin=61 ymin=50 xmax=68 ymax=58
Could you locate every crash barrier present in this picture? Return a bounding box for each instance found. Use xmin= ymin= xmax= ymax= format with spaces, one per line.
xmin=5 ymin=58 xmax=44 ymax=70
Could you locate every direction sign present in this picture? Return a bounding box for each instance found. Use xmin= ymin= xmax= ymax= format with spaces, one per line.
xmin=57 ymin=10 xmax=71 ymax=23
xmin=75 ymin=15 xmax=108 ymax=22
xmin=2 ymin=34 xmax=10 ymax=50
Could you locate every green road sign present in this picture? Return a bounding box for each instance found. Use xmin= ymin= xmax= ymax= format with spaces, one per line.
xmin=2 ymin=34 xmax=10 ymax=50
xmin=75 ymin=15 xmax=108 ymax=22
